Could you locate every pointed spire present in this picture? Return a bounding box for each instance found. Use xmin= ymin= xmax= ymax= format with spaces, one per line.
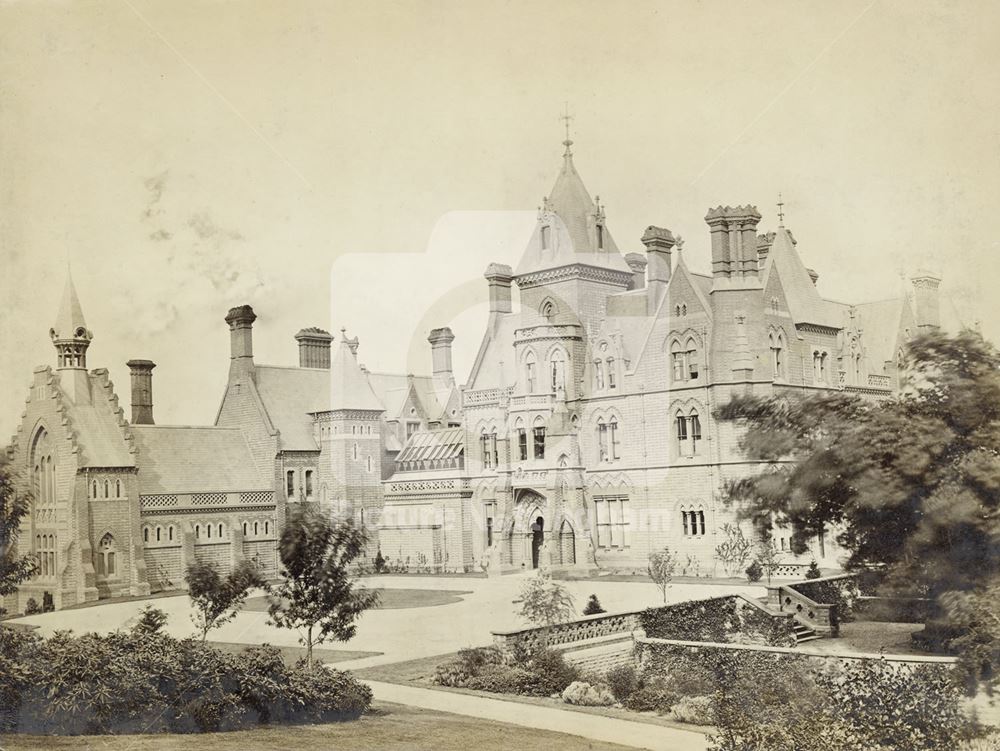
xmin=560 ymin=102 xmax=574 ymax=159
xmin=53 ymin=270 xmax=89 ymax=341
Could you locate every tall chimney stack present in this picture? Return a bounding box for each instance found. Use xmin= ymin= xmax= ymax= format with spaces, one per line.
xmin=484 ymin=263 xmax=513 ymax=314
xmin=911 ymin=271 xmax=942 ymax=330
xmin=294 ymin=327 xmax=333 ymax=368
xmin=624 ymin=252 xmax=647 ymax=290
xmin=428 ymin=327 xmax=456 ymax=383
xmin=642 ymin=226 xmax=674 ymax=314
xmin=126 ymin=359 xmax=156 ymax=425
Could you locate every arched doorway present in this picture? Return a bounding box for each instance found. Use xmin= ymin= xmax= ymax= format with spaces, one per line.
xmin=559 ymin=519 xmax=576 ymax=565
xmin=530 ymin=516 xmax=544 ymax=569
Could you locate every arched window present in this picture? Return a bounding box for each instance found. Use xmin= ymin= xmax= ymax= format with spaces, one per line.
xmin=115 ymin=479 xmax=121 ymax=498
xmin=597 ymin=416 xmax=620 ymax=462
xmin=217 ymin=523 xmax=224 ymax=538
xmin=264 ymin=521 xmax=270 ymax=535
xmin=681 ymin=508 xmax=707 ymax=537
xmin=305 ymin=470 xmax=314 ymax=497
xmin=104 ymin=480 xmax=109 ymax=499
xmin=770 ymin=331 xmax=785 ymax=379
xmin=155 ymin=526 xmax=161 ymax=542
xmin=685 ymin=338 xmax=699 ymax=380
xmin=31 ymin=429 xmax=52 ymax=506
xmin=168 ymin=526 xmax=174 ymax=542
xmin=689 ymin=410 xmax=702 ymax=454
xmin=532 ymin=416 xmax=546 ymax=460
xmin=96 ymin=533 xmax=116 ymax=576
xmin=594 ymin=359 xmax=604 ymax=390
xmin=675 ymin=305 xmax=681 ymax=317
xmin=541 ymin=224 xmax=551 ymax=250
xmin=524 ymin=351 xmax=537 ymax=393
xmin=286 ymin=470 xmax=295 ymax=499
xmin=366 ymin=456 xmax=373 ymax=472
xmin=606 ymin=358 xmax=616 ymax=389
xmin=195 ymin=524 xmax=201 ymax=539
xmin=540 ymin=300 xmax=555 ymax=322
xmin=254 ymin=521 xmax=259 ymax=536
xmin=243 ymin=521 xmax=248 ymax=536
xmin=352 ymin=443 xmax=358 ymax=460
xmin=480 ymin=428 xmax=498 ymax=469
xmin=676 ymin=409 xmax=703 ymax=457
xmin=549 ymin=349 xmax=566 ymax=392
xmin=670 ymin=340 xmax=685 ymax=381
xmin=206 ymin=524 xmax=212 ymax=539
xmin=681 ymin=303 xmax=687 ymax=316
xmin=92 ymin=480 xmax=98 ymax=498
xmin=143 ymin=527 xmax=149 ymax=543
xmin=515 ymin=418 xmax=527 ymax=461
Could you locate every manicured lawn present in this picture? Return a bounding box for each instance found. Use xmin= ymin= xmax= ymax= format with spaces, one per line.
xmin=210 ymin=641 xmax=381 ymax=664
xmin=1 ymin=701 xmax=633 ymax=751
xmin=243 ymin=588 xmax=473 ymax=612
xmin=833 ymin=620 xmax=937 ymax=656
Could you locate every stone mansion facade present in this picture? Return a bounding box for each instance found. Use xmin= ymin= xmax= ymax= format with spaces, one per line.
xmin=4 ymin=140 xmax=939 ymax=611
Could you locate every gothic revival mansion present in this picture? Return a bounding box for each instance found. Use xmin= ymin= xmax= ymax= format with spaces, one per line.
xmin=4 ymin=141 xmax=940 ymax=611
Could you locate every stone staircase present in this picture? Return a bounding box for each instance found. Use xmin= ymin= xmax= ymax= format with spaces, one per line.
xmin=792 ymin=622 xmax=820 ymax=644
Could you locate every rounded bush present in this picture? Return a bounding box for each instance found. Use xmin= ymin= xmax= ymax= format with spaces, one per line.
xmin=561 ymin=681 xmax=615 ymax=706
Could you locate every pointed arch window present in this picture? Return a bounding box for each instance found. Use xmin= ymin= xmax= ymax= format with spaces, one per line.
xmin=524 ymin=351 xmax=537 ymax=393
xmin=115 ymin=480 xmax=121 ymax=498
xmin=532 ymin=416 xmax=546 ymax=460
xmin=143 ymin=527 xmax=149 ymax=543
xmin=168 ymin=526 xmax=174 ymax=542
xmin=549 ymin=349 xmax=566 ymax=392
xmin=596 ymin=224 xmax=604 ymax=250
xmin=597 ymin=416 xmax=620 ymax=462
xmin=686 ymin=338 xmax=699 ymax=380
xmin=514 ymin=417 xmax=527 ymax=461
xmin=594 ymin=359 xmax=605 ymax=390
xmin=670 ymin=340 xmax=685 ymax=381
xmin=540 ymin=300 xmax=556 ymax=322
xmin=681 ymin=508 xmax=707 ymax=537
xmin=541 ymin=224 xmax=551 ymax=251
xmin=305 ymin=470 xmax=314 ymax=497
xmin=676 ymin=408 xmax=703 ymax=457
xmin=96 ymin=533 xmax=116 ymax=577
xmin=92 ymin=480 xmax=98 ymax=499
xmin=606 ymin=358 xmax=616 ymax=389
xmin=770 ymin=331 xmax=785 ymax=380
xmin=286 ymin=470 xmax=295 ymax=499
xmin=480 ymin=429 xmax=498 ymax=469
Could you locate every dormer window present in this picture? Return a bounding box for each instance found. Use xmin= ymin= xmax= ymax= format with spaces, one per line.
xmin=541 ymin=225 xmax=551 ymax=250
xmin=596 ymin=224 xmax=604 ymax=250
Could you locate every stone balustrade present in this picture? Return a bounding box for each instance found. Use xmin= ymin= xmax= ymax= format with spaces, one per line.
xmin=492 ymin=609 xmax=641 ymax=655
xmin=139 ymin=490 xmax=275 ymax=513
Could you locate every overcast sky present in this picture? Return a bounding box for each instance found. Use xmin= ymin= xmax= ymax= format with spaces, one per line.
xmin=1 ymin=0 xmax=998 ymax=440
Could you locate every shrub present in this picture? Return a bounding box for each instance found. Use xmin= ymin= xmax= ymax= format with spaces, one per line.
xmin=466 ymin=665 xmax=548 ymax=696
xmin=623 ymin=676 xmax=678 ymax=713
xmin=527 ymin=648 xmax=580 ymax=695
xmin=605 ymin=664 xmax=638 ymax=702
xmin=745 ymin=560 xmax=763 ymax=583
xmin=433 ymin=646 xmax=504 ymax=688
xmin=805 ymin=561 xmax=822 ymax=579
xmin=561 ymin=681 xmax=615 ymax=706
xmin=0 ymin=629 xmax=371 ymax=735
xmin=373 ymin=549 xmax=386 ymax=574
xmin=582 ymin=594 xmax=605 ymax=615
xmin=668 ymin=694 xmax=714 ymax=725
xmin=23 ymin=598 xmax=39 ymax=615
xmin=132 ymin=605 xmax=169 ymax=635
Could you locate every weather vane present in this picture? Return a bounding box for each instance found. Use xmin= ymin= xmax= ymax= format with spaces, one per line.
xmin=777 ymin=193 xmax=785 ymax=227
xmin=560 ymin=102 xmax=574 ymax=155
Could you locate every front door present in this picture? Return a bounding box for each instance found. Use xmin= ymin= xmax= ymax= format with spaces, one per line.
xmin=530 ymin=516 xmax=544 ymax=568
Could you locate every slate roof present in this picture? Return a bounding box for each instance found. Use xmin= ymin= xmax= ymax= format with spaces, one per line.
xmin=66 ymin=376 xmax=134 ymax=468
xmin=131 ymin=425 xmax=267 ymax=494
xmin=52 ymin=273 xmax=88 ymax=340
xmin=514 ymin=150 xmax=632 ymax=278
xmin=854 ymin=297 xmax=908 ymax=370
xmin=254 ymin=365 xmax=329 ymax=451
xmin=762 ymin=229 xmax=841 ymax=328
xmin=466 ymin=314 xmax=518 ymax=390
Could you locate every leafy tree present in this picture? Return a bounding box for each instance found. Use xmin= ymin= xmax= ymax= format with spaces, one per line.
xmin=715 ymin=523 xmax=752 ymax=577
xmin=745 ymin=560 xmax=763 ymax=583
xmin=131 ymin=604 xmax=169 ymax=635
xmin=515 ymin=572 xmax=575 ymax=634
xmin=0 ymin=455 xmax=38 ymax=613
xmin=716 ymin=330 xmax=1000 ymax=599
xmin=648 ymin=547 xmax=679 ymax=603
xmin=268 ymin=507 xmax=379 ymax=667
xmin=185 ymin=558 xmax=264 ymax=641
xmin=582 ymin=594 xmax=605 ymax=616
xmin=755 ymin=537 xmax=782 ymax=585
xmin=805 ymin=560 xmax=822 ymax=580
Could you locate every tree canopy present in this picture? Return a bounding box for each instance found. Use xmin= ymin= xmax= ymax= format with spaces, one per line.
xmin=267 ymin=506 xmax=378 ymax=666
xmin=0 ymin=455 xmax=37 ymax=608
xmin=717 ymin=330 xmax=1000 ymax=599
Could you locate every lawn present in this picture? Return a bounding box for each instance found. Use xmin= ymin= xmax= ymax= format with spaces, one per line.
xmin=243 ymin=588 xmax=473 ymax=612
xmin=0 ymin=701 xmax=633 ymax=751
xmin=832 ymin=620 xmax=936 ymax=656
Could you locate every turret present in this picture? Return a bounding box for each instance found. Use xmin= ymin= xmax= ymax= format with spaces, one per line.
xmin=50 ymin=272 xmax=93 ymax=404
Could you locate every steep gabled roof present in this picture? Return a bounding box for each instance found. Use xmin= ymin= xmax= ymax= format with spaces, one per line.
xmin=854 ymin=297 xmax=911 ymax=371
xmin=131 ymin=425 xmax=267 ymax=494
xmin=52 ymin=272 xmax=88 ymax=340
xmin=329 ymin=339 xmax=383 ymax=412
xmin=514 ymin=148 xmax=632 ymax=278
xmin=761 ymin=228 xmax=841 ymax=328
xmin=253 ymin=365 xmax=328 ymax=450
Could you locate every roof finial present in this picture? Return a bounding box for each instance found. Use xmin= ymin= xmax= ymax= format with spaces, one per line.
xmin=777 ymin=193 xmax=785 ymax=227
xmin=560 ymin=102 xmax=574 ymax=157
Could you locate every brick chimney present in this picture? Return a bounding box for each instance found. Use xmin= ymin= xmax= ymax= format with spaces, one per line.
xmin=485 ymin=263 xmax=513 ymax=314
xmin=911 ymin=271 xmax=941 ymax=330
xmin=225 ymin=305 xmax=256 ymax=378
xmin=705 ymin=205 xmax=762 ymax=283
xmin=428 ymin=327 xmax=456 ymax=383
xmin=642 ymin=226 xmax=674 ymax=314
xmin=294 ymin=327 xmax=333 ymax=368
xmin=126 ymin=359 xmax=156 ymax=425
xmin=624 ymin=252 xmax=647 ymax=290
